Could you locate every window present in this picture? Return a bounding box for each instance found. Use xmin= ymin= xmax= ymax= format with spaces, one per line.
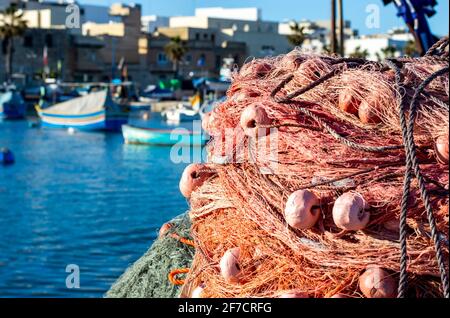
xmin=211 ymin=34 xmax=215 ymax=43
xmin=24 ymin=35 xmax=33 ymax=48
xmin=261 ymin=45 xmax=275 ymax=56
xmin=195 ymin=33 xmax=200 ymax=41
xmin=185 ymin=54 xmax=192 ymax=64
xmin=157 ymin=52 xmax=168 ymax=65
xmin=203 ymin=33 xmax=208 ymax=40
xmin=243 ymin=24 xmax=250 ymax=32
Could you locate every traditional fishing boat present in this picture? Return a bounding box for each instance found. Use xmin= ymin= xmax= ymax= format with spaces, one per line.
xmin=0 ymin=90 xmax=27 ymax=119
xmin=122 ymin=124 xmax=208 ymax=146
xmin=36 ymin=89 xmax=129 ymax=131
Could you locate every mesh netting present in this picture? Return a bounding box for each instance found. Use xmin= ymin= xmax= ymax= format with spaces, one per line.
xmin=106 ymin=213 xmax=194 ymax=298
xmin=181 ymin=44 xmax=449 ymax=298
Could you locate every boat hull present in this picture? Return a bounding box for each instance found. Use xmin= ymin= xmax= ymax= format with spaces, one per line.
xmin=38 ymin=110 xmax=128 ymax=131
xmin=122 ymin=124 xmax=208 ymax=146
xmin=0 ymin=109 xmax=26 ymax=120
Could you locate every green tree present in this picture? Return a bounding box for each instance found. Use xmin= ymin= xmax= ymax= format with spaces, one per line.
xmin=404 ymin=40 xmax=419 ymax=57
xmin=286 ymin=21 xmax=306 ymax=47
xmin=164 ymin=36 xmax=188 ymax=77
xmin=0 ymin=4 xmax=28 ymax=83
xmin=382 ymin=45 xmax=397 ymax=58
xmin=349 ymin=46 xmax=369 ymax=59
xmin=375 ymin=46 xmax=398 ymax=61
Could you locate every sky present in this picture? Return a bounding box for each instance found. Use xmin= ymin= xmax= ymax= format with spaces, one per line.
xmin=79 ymin=0 xmax=449 ymax=36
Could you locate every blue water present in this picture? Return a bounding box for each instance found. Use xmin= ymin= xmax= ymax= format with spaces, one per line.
xmin=0 ymin=117 xmax=191 ymax=297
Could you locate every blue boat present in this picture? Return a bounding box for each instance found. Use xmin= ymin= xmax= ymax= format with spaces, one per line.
xmin=128 ymin=101 xmax=152 ymax=112
xmin=36 ymin=89 xmax=128 ymax=131
xmin=0 ymin=91 xmax=27 ymax=119
xmin=122 ymin=124 xmax=208 ymax=146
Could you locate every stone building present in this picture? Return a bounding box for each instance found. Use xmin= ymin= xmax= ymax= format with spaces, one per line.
xmin=148 ymin=26 xmax=246 ymax=82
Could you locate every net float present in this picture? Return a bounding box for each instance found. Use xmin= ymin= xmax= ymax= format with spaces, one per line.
xmin=240 ymin=61 xmax=272 ymax=79
xmin=284 ymin=190 xmax=321 ymax=230
xmin=358 ymin=100 xmax=381 ymax=124
xmin=332 ymin=192 xmax=370 ymax=231
xmin=158 ymin=222 xmax=173 ymax=238
xmin=297 ymin=58 xmax=330 ymax=83
xmin=435 ymin=134 xmax=449 ymax=165
xmin=359 ymin=266 xmax=397 ymax=298
xmin=281 ymin=53 xmax=304 ymax=69
xmin=338 ymin=89 xmax=360 ymax=115
xmin=253 ymin=62 xmax=272 ymax=78
xmin=233 ymin=89 xmax=261 ymax=104
xmin=240 ymin=104 xmax=271 ymax=137
xmin=0 ymin=147 xmax=15 ymax=165
xmin=179 ymin=164 xmax=214 ymax=199
xmin=279 ymin=290 xmax=309 ymax=298
xmin=191 ymin=283 xmax=206 ymax=298
xmin=220 ymin=247 xmax=241 ymax=284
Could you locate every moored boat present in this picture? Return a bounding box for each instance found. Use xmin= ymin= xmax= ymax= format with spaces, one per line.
xmin=161 ymin=94 xmax=202 ymax=123
xmin=0 ymin=90 xmax=27 ymax=119
xmin=36 ymin=89 xmax=128 ymax=131
xmin=122 ymin=124 xmax=208 ymax=146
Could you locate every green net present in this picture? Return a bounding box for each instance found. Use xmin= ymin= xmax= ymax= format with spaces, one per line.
xmin=106 ymin=213 xmax=194 ymax=298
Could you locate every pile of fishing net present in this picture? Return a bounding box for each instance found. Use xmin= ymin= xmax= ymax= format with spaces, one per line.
xmin=177 ymin=37 xmax=449 ymax=298
xmin=107 ymin=213 xmax=194 ymax=298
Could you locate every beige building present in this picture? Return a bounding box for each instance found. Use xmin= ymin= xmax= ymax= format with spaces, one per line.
xmin=1 ymin=0 xmax=84 ymax=34
xmin=0 ymin=1 xmax=105 ymax=83
xmin=169 ymin=8 xmax=293 ymax=58
xmin=149 ymin=26 xmax=246 ymax=81
xmin=82 ymin=3 xmax=150 ymax=84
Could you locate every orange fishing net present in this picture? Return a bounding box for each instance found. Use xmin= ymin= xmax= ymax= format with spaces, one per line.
xmin=180 ymin=41 xmax=449 ymax=298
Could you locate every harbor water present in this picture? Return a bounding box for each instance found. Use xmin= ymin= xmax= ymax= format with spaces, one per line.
xmin=0 ymin=117 xmax=191 ymax=297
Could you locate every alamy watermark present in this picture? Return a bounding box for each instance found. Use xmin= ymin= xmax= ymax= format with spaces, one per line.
xmin=65 ymin=264 xmax=80 ymax=289
xmin=365 ymin=3 xmax=381 ymax=29
xmin=65 ymin=4 xmax=80 ymax=29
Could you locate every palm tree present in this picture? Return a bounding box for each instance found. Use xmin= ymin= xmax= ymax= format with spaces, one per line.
xmin=0 ymin=4 xmax=28 ymax=83
xmin=164 ymin=36 xmax=187 ymax=77
xmin=286 ymin=21 xmax=306 ymax=47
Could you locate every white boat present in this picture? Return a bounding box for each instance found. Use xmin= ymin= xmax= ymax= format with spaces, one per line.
xmin=161 ymin=94 xmax=202 ymax=123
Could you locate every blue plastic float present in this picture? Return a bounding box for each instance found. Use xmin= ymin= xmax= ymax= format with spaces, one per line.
xmin=0 ymin=148 xmax=15 ymax=165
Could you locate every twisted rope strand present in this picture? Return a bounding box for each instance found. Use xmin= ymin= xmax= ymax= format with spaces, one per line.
xmin=406 ymin=66 xmax=450 ymax=298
